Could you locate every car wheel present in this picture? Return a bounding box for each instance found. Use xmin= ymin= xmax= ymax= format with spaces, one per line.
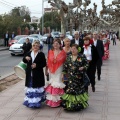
xmin=11 ymin=53 xmax=15 ymax=56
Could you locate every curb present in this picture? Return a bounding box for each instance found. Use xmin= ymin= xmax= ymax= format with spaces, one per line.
xmin=0 ymin=72 xmax=15 ymax=81
xmin=0 ymin=47 xmax=9 ymax=51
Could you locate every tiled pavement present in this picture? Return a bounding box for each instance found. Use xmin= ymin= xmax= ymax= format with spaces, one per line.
xmin=0 ymin=40 xmax=120 ymax=120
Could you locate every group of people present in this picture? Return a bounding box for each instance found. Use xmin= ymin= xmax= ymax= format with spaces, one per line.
xmin=22 ymin=31 xmax=104 ymax=111
xmin=4 ymin=31 xmax=16 ymax=47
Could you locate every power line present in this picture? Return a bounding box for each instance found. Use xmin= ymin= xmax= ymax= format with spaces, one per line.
xmin=2 ymin=0 xmax=18 ymax=7
xmin=0 ymin=0 xmax=42 ymax=15
xmin=0 ymin=1 xmax=14 ymax=8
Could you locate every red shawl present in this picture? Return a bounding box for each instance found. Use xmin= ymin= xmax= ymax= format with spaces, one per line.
xmin=47 ymin=50 xmax=66 ymax=73
xmin=83 ymin=39 xmax=94 ymax=49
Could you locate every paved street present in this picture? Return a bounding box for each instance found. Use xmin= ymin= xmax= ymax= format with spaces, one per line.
xmin=0 ymin=44 xmax=48 ymax=79
xmin=0 ymin=40 xmax=120 ymax=120
xmin=0 ymin=50 xmax=22 ymax=79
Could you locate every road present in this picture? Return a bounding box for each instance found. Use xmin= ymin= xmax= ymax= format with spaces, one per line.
xmin=0 ymin=44 xmax=48 ymax=79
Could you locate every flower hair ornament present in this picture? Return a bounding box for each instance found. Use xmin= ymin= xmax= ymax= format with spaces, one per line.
xmin=78 ymin=47 xmax=81 ymax=52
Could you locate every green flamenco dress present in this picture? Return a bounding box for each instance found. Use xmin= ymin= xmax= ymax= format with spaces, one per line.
xmin=61 ymin=54 xmax=89 ymax=111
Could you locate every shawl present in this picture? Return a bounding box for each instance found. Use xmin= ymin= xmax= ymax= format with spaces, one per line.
xmin=47 ymin=50 xmax=66 ymax=73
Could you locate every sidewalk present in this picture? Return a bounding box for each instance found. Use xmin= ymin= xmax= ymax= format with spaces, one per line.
xmin=0 ymin=41 xmax=120 ymax=120
xmin=0 ymin=46 xmax=9 ymax=51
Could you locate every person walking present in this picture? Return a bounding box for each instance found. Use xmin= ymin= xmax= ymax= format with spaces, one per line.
xmin=59 ymin=34 xmax=65 ymax=47
xmin=23 ymin=41 xmax=46 ymax=108
xmin=63 ymin=37 xmax=71 ymax=56
xmin=71 ymin=31 xmax=84 ymax=53
xmin=83 ymin=36 xmax=99 ymax=92
xmin=62 ymin=37 xmax=71 ymax=86
xmin=45 ymin=38 xmax=66 ymax=107
xmin=22 ymin=38 xmax=32 ymax=56
xmin=112 ymin=32 xmax=117 ymax=45
xmin=93 ymin=31 xmax=104 ymax=81
xmin=4 ymin=31 xmax=10 ymax=47
xmin=61 ymin=44 xmax=89 ymax=111
xmin=46 ymin=33 xmax=54 ymax=52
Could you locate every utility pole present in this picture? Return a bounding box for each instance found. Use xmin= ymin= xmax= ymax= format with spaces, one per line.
xmin=42 ymin=0 xmax=44 ymax=35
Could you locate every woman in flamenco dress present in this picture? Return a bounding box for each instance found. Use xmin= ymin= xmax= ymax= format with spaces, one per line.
xmin=45 ymin=38 xmax=66 ymax=107
xmin=61 ymin=44 xmax=89 ymax=111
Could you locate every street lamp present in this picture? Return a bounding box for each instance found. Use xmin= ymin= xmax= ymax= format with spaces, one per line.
xmin=42 ymin=0 xmax=48 ymax=35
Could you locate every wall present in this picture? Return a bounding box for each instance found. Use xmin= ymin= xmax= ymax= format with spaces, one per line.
xmin=0 ymin=39 xmax=4 ymax=46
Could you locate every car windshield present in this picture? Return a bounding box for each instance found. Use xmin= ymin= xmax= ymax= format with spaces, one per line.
xmin=29 ymin=35 xmax=42 ymax=39
xmin=66 ymin=32 xmax=70 ymax=35
xmin=43 ymin=34 xmax=48 ymax=37
xmin=17 ymin=38 xmax=33 ymax=44
xmin=13 ymin=36 xmax=26 ymax=40
xmin=53 ymin=32 xmax=59 ymax=35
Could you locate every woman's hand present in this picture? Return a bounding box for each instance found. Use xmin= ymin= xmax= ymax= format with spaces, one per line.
xmin=79 ymin=67 xmax=84 ymax=71
xmin=61 ymin=74 xmax=64 ymax=79
xmin=25 ymin=56 xmax=31 ymax=61
xmin=61 ymin=74 xmax=64 ymax=82
xmin=31 ymin=63 xmax=36 ymax=69
xmin=45 ymin=68 xmax=49 ymax=76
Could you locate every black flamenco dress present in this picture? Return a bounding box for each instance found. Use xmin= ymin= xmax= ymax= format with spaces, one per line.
xmin=61 ymin=54 xmax=89 ymax=111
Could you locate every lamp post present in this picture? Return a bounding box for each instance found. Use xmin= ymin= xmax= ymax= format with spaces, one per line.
xmin=42 ymin=0 xmax=48 ymax=35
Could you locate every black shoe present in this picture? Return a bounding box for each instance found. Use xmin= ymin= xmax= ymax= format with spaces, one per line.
xmin=98 ymin=76 xmax=101 ymax=80
xmin=92 ymin=86 xmax=95 ymax=92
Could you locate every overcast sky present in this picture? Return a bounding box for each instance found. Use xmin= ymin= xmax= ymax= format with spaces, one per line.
xmin=0 ymin=0 xmax=113 ymax=18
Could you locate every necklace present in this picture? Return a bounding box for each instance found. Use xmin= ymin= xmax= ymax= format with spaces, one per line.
xmin=53 ymin=50 xmax=60 ymax=63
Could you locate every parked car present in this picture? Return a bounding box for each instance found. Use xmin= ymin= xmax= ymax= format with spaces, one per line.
xmin=9 ymin=37 xmax=43 ymax=56
xmin=8 ymin=35 xmax=28 ymax=47
xmin=41 ymin=33 xmax=49 ymax=43
xmin=66 ymin=31 xmax=73 ymax=40
xmin=51 ymin=31 xmax=60 ymax=38
xmin=29 ymin=34 xmax=43 ymax=41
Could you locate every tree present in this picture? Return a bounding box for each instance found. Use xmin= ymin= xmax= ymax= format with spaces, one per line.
xmin=39 ymin=11 xmax=61 ymax=32
xmin=19 ymin=6 xmax=31 ymax=22
xmin=10 ymin=6 xmax=31 ymax=22
xmin=0 ymin=6 xmax=31 ymax=37
xmin=0 ymin=15 xmax=5 ymax=38
xmin=30 ymin=23 xmax=38 ymax=30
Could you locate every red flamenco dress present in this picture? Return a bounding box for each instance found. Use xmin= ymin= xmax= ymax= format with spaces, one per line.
xmin=102 ymin=40 xmax=110 ymax=60
xmin=45 ymin=50 xmax=66 ymax=107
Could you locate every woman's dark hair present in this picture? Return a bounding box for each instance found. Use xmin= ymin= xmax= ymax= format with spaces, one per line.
xmin=71 ymin=44 xmax=79 ymax=50
xmin=26 ymin=38 xmax=29 ymax=41
xmin=51 ymin=38 xmax=63 ymax=50
xmin=83 ymin=36 xmax=90 ymax=41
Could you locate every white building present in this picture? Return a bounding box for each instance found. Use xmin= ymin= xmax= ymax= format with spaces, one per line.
xmin=30 ymin=16 xmax=40 ymax=24
xmin=44 ymin=7 xmax=58 ymax=13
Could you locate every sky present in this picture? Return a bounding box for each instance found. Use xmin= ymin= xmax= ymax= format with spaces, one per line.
xmin=0 ymin=0 xmax=113 ymax=18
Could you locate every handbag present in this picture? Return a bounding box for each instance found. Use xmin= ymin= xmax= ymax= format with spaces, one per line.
xmin=83 ymin=73 xmax=90 ymax=87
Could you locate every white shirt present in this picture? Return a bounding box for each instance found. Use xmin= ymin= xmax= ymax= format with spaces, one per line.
xmin=75 ymin=39 xmax=79 ymax=45
xmin=93 ymin=39 xmax=97 ymax=47
xmin=83 ymin=45 xmax=92 ymax=61
xmin=31 ymin=51 xmax=38 ymax=76
xmin=61 ymin=40 xmax=64 ymax=46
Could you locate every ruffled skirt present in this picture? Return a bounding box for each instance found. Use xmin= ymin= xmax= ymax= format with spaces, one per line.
xmin=23 ymin=78 xmax=45 ymax=108
xmin=45 ymin=66 xmax=65 ymax=107
xmin=61 ymin=92 xmax=89 ymax=111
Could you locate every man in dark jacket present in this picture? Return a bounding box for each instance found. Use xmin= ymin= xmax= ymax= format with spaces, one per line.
xmin=60 ymin=34 xmax=65 ymax=47
xmin=4 ymin=31 xmax=10 ymax=47
xmin=93 ymin=31 xmax=104 ymax=80
xmin=22 ymin=38 xmax=32 ymax=56
xmin=71 ymin=31 xmax=84 ymax=53
xmin=11 ymin=31 xmax=16 ymax=39
xmin=46 ymin=33 xmax=54 ymax=52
